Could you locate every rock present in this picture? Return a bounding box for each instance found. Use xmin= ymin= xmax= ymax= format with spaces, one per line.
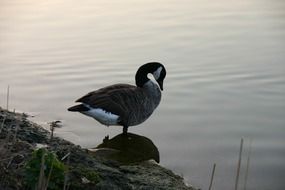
xmin=91 ymin=133 xmax=160 ymax=164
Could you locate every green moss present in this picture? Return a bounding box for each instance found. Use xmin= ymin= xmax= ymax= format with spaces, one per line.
xmin=70 ymin=164 xmax=101 ymax=184
xmin=24 ymin=148 xmax=66 ymax=190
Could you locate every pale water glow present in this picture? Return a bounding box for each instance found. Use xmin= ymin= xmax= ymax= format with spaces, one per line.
xmin=1 ymin=0 xmax=285 ymax=189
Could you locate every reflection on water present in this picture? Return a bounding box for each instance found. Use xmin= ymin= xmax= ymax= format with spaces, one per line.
xmin=0 ymin=0 xmax=285 ymax=189
xmin=90 ymin=133 xmax=159 ymax=164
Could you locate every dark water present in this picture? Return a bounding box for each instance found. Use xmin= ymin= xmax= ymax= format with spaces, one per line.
xmin=1 ymin=0 xmax=285 ymax=189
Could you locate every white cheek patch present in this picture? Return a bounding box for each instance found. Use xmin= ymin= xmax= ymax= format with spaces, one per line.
xmin=83 ymin=106 xmax=119 ymax=126
xmin=153 ymin=66 xmax=162 ymax=80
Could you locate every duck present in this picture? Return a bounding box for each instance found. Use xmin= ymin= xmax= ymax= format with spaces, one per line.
xmin=68 ymin=62 xmax=166 ymax=134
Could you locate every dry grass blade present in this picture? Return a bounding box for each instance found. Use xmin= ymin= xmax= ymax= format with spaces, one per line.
xmin=37 ymin=149 xmax=47 ymax=190
xmin=235 ymin=138 xmax=244 ymax=190
xmin=243 ymin=139 xmax=252 ymax=190
xmin=6 ymin=85 xmax=10 ymax=111
xmin=61 ymin=152 xmax=71 ymax=161
xmin=63 ymin=149 xmax=71 ymax=190
xmin=45 ymin=156 xmax=55 ymax=190
xmin=208 ymin=163 xmax=216 ymax=190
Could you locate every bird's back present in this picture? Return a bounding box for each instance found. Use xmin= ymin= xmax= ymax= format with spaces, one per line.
xmin=76 ymin=83 xmax=161 ymax=126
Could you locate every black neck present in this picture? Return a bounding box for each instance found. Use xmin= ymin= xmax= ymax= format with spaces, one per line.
xmin=135 ymin=65 xmax=150 ymax=87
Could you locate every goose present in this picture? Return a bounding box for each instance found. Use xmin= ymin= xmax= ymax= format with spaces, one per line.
xmin=68 ymin=62 xmax=166 ymax=134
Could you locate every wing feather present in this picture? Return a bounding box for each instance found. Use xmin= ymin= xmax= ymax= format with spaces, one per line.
xmin=75 ymin=84 xmax=142 ymax=125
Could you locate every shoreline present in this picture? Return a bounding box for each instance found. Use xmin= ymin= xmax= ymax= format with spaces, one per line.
xmin=0 ymin=107 xmax=196 ymax=190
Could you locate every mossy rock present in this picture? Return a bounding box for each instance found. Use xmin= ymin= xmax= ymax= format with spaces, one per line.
xmin=93 ymin=133 xmax=160 ymax=164
xmin=68 ymin=164 xmax=101 ymax=189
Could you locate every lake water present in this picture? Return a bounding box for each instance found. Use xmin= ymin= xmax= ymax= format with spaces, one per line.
xmin=1 ymin=0 xmax=285 ymax=189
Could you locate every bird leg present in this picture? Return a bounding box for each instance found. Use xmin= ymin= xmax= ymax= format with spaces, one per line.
xmin=123 ymin=126 xmax=128 ymax=135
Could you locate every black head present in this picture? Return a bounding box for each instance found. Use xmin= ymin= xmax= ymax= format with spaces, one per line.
xmin=135 ymin=62 xmax=166 ymax=90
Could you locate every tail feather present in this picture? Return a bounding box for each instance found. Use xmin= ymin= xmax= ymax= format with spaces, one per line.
xmin=68 ymin=104 xmax=89 ymax=112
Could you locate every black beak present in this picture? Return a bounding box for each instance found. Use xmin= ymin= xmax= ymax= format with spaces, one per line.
xmin=158 ymin=80 xmax=163 ymax=91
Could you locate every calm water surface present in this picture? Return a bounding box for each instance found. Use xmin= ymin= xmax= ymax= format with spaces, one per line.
xmin=1 ymin=0 xmax=285 ymax=189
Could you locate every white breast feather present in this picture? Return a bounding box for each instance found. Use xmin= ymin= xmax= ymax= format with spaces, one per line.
xmin=83 ymin=107 xmax=119 ymax=126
